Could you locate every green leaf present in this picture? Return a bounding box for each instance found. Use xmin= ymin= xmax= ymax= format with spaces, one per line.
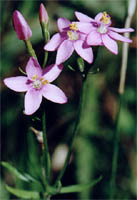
xmin=60 ymin=176 xmax=102 ymax=194
xmin=0 ymin=179 xmax=10 ymax=200
xmin=6 ymin=185 xmax=40 ymax=199
xmin=27 ymin=130 xmax=43 ymax=179
xmin=1 ymin=162 xmax=37 ymax=183
xmin=76 ymin=137 xmax=97 ymax=199
xmin=68 ymin=65 xmax=75 ymax=71
xmin=77 ymin=57 xmax=84 ymax=72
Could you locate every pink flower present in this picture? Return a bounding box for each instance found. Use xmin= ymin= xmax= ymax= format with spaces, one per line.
xmin=44 ymin=18 xmax=94 ymax=65
xmin=12 ymin=10 xmax=32 ymax=40
xmin=39 ymin=3 xmax=48 ymax=24
xmin=4 ymin=57 xmax=67 ymax=115
xmin=75 ymin=11 xmax=134 ymax=54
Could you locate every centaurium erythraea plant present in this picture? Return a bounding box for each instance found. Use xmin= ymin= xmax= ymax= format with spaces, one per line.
xmin=4 ymin=57 xmax=67 ymax=115
xmin=2 ymin=4 xmax=135 ymax=199
xmin=44 ymin=18 xmax=94 ymax=65
xmin=75 ymin=11 xmax=134 ymax=54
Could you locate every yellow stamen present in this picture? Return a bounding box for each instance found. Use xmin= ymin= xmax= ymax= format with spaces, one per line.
xmin=40 ymin=77 xmax=44 ymax=81
xmin=42 ymin=80 xmax=49 ymax=85
xmin=100 ymin=12 xmax=111 ymax=24
xmin=69 ymin=23 xmax=78 ymax=31
xmin=32 ymin=74 xmax=38 ymax=80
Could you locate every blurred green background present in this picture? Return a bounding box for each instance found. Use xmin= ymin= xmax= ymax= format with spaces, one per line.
xmin=1 ymin=0 xmax=136 ymax=199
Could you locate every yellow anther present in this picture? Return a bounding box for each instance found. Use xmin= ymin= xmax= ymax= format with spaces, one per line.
xmin=42 ymin=80 xmax=49 ymax=85
xmin=69 ymin=23 xmax=78 ymax=31
xmin=40 ymin=77 xmax=44 ymax=81
xmin=32 ymin=74 xmax=38 ymax=80
xmin=100 ymin=12 xmax=111 ymax=24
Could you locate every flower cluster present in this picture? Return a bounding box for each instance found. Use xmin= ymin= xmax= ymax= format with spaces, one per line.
xmin=44 ymin=11 xmax=134 ymax=62
xmin=4 ymin=5 xmax=134 ymax=115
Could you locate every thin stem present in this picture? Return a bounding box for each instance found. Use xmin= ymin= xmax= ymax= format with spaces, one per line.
xmin=118 ymin=0 xmax=136 ymax=94
xmin=40 ymin=22 xmax=50 ymax=68
xmin=54 ymin=75 xmax=87 ymax=186
xmin=43 ymin=51 xmax=48 ymax=68
xmin=42 ymin=110 xmax=50 ymax=184
xmin=40 ymin=22 xmax=51 ymax=186
xmin=109 ymin=0 xmax=135 ymax=198
xmin=24 ymin=39 xmax=37 ymax=59
xmin=109 ymin=94 xmax=122 ymax=199
xmin=43 ymin=192 xmax=51 ymax=200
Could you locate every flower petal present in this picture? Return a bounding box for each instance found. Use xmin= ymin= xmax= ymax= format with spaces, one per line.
xmin=108 ymin=31 xmax=132 ymax=43
xmin=56 ymin=40 xmax=74 ymax=65
xmin=44 ymin=33 xmax=63 ymax=51
xmin=4 ymin=76 xmax=28 ymax=92
xmin=42 ymin=83 xmax=67 ymax=104
xmin=43 ymin=64 xmax=63 ymax=82
xmin=75 ymin=11 xmax=95 ymax=22
xmin=26 ymin=57 xmax=42 ymax=79
xmin=95 ymin=12 xmax=103 ymax=22
xmin=24 ymin=89 xmax=42 ymax=115
xmin=77 ymin=22 xmax=95 ymax=34
xmin=74 ymin=40 xmax=93 ymax=64
xmin=102 ymin=34 xmax=118 ymax=55
xmin=87 ymin=30 xmax=102 ymax=45
xmin=109 ymin=27 xmax=134 ymax=33
xmin=57 ymin=18 xmax=71 ymax=32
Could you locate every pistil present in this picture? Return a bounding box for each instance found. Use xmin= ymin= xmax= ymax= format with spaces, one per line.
xmin=67 ymin=31 xmax=79 ymax=40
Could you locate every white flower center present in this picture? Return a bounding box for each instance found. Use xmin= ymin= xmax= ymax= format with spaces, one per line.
xmin=97 ymin=24 xmax=107 ymax=34
xmin=33 ymin=80 xmax=42 ymax=89
xmin=67 ymin=31 xmax=79 ymax=41
xmin=32 ymin=75 xmax=49 ymax=90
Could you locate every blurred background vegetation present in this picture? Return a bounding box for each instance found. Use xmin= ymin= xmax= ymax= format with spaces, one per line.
xmin=1 ymin=0 xmax=136 ymax=199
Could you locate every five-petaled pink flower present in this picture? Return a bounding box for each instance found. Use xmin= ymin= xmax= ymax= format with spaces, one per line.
xmin=4 ymin=57 xmax=67 ymax=115
xmin=13 ymin=10 xmax=32 ymax=40
xmin=75 ymin=11 xmax=134 ymax=54
xmin=44 ymin=18 xmax=94 ymax=65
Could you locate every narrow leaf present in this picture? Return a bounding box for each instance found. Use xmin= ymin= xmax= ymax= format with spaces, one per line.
xmin=6 ymin=185 xmax=40 ymax=199
xmin=77 ymin=57 xmax=84 ymax=72
xmin=18 ymin=67 xmax=27 ymax=75
xmin=60 ymin=176 xmax=102 ymax=194
xmin=68 ymin=65 xmax=75 ymax=71
xmin=1 ymin=162 xmax=37 ymax=183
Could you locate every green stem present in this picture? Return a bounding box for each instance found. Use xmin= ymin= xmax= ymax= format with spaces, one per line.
xmin=42 ymin=110 xmax=50 ymax=184
xmin=40 ymin=22 xmax=50 ymax=68
xmin=24 ymin=39 xmax=37 ymax=59
xmin=41 ymin=22 xmax=51 ymax=187
xmin=43 ymin=51 xmax=48 ymax=68
xmin=54 ymin=75 xmax=87 ymax=186
xmin=43 ymin=192 xmax=51 ymax=200
xmin=109 ymin=94 xmax=122 ymax=199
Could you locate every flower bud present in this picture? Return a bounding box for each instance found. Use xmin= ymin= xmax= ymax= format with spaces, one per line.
xmin=12 ymin=10 xmax=32 ymax=40
xmin=39 ymin=3 xmax=48 ymax=24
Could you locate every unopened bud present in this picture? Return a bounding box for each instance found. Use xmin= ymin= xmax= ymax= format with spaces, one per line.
xmin=39 ymin=3 xmax=48 ymax=24
xmin=12 ymin=10 xmax=32 ymax=40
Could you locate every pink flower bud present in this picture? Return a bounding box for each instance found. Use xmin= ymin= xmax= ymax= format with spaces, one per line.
xmin=39 ymin=3 xmax=48 ymax=24
xmin=12 ymin=10 xmax=32 ymax=40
